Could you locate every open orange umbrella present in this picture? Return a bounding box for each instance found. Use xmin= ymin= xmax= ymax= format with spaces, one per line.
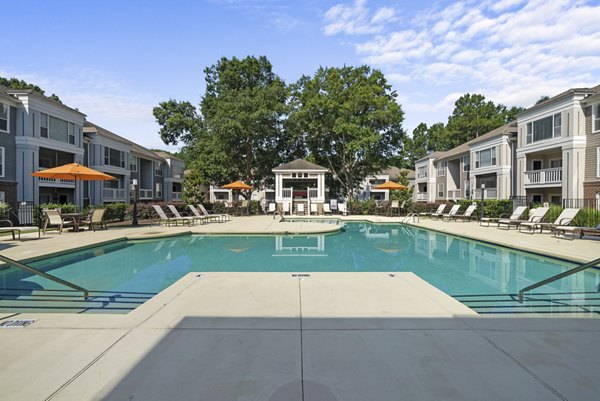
xmin=32 ymin=163 xmax=116 ymax=181
xmin=374 ymin=181 xmax=407 ymax=190
xmin=222 ymin=181 xmax=252 ymax=190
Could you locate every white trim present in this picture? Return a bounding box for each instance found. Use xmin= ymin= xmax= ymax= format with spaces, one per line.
xmin=436 ymin=161 xmax=447 ymax=177
xmin=593 ymin=103 xmax=600 ymax=133
xmin=0 ymin=146 xmax=4 ymax=177
xmin=597 ymin=147 xmax=600 ymax=178
xmin=549 ymin=158 xmax=562 ymax=169
xmin=437 ymin=183 xmax=444 ymax=198
xmin=531 ymin=159 xmax=543 ymax=171
xmin=0 ymin=103 xmax=9 ymax=133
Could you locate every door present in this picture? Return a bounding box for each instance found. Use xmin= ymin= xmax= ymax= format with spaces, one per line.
xmin=532 ymin=160 xmax=542 ymax=170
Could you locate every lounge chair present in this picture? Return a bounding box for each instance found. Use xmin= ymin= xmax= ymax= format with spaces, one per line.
xmin=575 ymin=224 xmax=600 ymax=239
xmin=296 ymin=203 xmax=305 ymax=215
xmin=330 ymin=199 xmax=338 ymax=214
xmin=453 ymin=204 xmax=477 ymax=222
xmin=526 ymin=208 xmax=580 ymax=236
xmin=281 ymin=202 xmax=291 ymax=215
xmin=42 ymin=209 xmax=73 ymax=234
xmin=430 ymin=204 xmax=448 ymax=220
xmin=388 ymin=200 xmax=400 ymax=216
xmin=199 ymin=204 xmax=230 ymax=222
xmin=310 ymin=203 xmax=318 ymax=215
xmin=441 ymin=205 xmax=461 ymax=221
xmin=338 ymin=203 xmax=348 ymax=216
xmin=167 ymin=205 xmax=201 ymax=225
xmin=152 ymin=205 xmax=190 ymax=227
xmin=189 ymin=205 xmax=223 ymax=223
xmin=0 ymin=220 xmax=41 ymax=240
xmin=267 ymin=203 xmax=276 ymax=215
xmin=495 ymin=206 xmax=528 ymax=230
xmin=517 ymin=207 xmax=555 ymax=233
xmin=81 ymin=209 xmax=107 ymax=231
xmin=323 ymin=203 xmax=332 ymax=215
xmin=239 ymin=200 xmax=250 ymax=216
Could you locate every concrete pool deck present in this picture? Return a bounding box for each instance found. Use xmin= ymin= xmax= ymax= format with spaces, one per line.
xmin=1 ymin=215 xmax=600 ymax=400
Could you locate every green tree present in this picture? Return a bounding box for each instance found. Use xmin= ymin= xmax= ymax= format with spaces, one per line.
xmin=182 ymin=169 xmax=207 ymax=205
xmin=389 ymin=170 xmax=413 ymax=208
xmin=289 ymin=65 xmax=406 ymax=198
xmin=445 ymin=93 xmax=522 ymax=149
xmin=153 ymin=56 xmax=296 ymax=192
xmin=535 ymin=95 xmax=550 ymax=105
xmin=405 ymin=122 xmax=448 ymax=165
xmin=0 ymin=76 xmax=61 ymax=103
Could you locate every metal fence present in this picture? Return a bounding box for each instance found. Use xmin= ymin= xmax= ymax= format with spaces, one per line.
xmin=561 ymin=198 xmax=600 ymax=227
xmin=6 ymin=202 xmax=42 ymax=227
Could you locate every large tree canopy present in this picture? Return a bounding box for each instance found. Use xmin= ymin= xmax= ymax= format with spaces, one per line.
xmin=153 ymin=56 xmax=299 ymax=190
xmin=405 ymin=122 xmax=448 ymax=166
xmin=0 ymin=76 xmax=61 ymax=103
xmin=288 ymin=65 xmax=406 ymax=198
xmin=445 ymin=93 xmax=524 ymax=149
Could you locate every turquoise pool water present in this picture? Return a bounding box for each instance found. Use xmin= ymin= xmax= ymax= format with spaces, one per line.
xmin=1 ymin=223 xmax=598 ymax=314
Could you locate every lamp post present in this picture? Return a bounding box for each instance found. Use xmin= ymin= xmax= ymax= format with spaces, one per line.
xmin=480 ymin=183 xmax=485 ymax=221
xmin=131 ymin=179 xmax=138 ymax=226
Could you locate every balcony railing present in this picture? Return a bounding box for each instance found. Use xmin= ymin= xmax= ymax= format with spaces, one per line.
xmin=417 ymin=173 xmax=428 ymax=179
xmin=282 ymin=188 xmax=292 ymax=199
xmin=447 ymin=190 xmax=462 ymax=200
xmin=173 ymin=192 xmax=182 ymax=200
xmin=417 ymin=193 xmax=428 ymax=201
xmin=103 ymin=188 xmax=126 ymax=199
xmin=473 ymin=188 xmax=498 ymax=199
xmin=524 ymin=168 xmax=562 ymax=185
xmin=139 ymin=189 xmax=153 ymax=199
xmin=37 ymin=176 xmax=75 ymax=185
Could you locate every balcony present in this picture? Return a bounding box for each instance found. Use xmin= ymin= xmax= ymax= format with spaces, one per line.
xmin=473 ymin=188 xmax=498 ymax=199
xmin=36 ymin=168 xmax=75 ymax=187
xmin=524 ymin=168 xmax=562 ymax=186
xmin=173 ymin=192 xmax=182 ymax=200
xmin=416 ymin=193 xmax=428 ymax=201
xmin=103 ymin=188 xmax=126 ymax=200
xmin=447 ymin=190 xmax=462 ymax=200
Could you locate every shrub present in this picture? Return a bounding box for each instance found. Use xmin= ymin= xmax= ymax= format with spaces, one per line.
xmin=0 ymin=202 xmax=11 ymax=220
xmin=88 ymin=203 xmax=128 ymax=222
xmin=39 ymin=203 xmax=77 ymax=213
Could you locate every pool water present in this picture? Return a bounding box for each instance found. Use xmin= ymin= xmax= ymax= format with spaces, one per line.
xmin=1 ymin=223 xmax=598 ymax=315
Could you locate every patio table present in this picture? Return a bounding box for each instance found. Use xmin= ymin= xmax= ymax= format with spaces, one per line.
xmin=60 ymin=212 xmax=88 ymax=232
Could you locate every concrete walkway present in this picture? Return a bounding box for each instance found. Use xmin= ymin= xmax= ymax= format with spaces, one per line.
xmin=2 ymin=273 xmax=599 ymax=401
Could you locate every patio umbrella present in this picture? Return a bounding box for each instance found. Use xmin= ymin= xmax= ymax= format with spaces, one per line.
xmin=32 ymin=163 xmax=116 ymax=207
xmin=222 ymin=181 xmax=252 ymax=190
xmin=374 ymin=181 xmax=407 ymax=190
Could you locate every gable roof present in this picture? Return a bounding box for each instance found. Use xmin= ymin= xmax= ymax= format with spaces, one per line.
xmin=84 ymin=121 xmax=164 ymax=161
xmin=1 ymin=85 xmax=86 ymax=117
xmin=154 ymin=150 xmax=184 ymax=162
xmin=518 ymin=84 xmax=600 ymax=116
xmin=272 ymin=159 xmax=329 ymax=172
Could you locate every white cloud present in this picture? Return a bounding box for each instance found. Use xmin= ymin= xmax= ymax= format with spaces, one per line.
xmin=323 ymin=0 xmax=398 ymax=35
xmin=323 ymin=0 xmax=600 ymax=133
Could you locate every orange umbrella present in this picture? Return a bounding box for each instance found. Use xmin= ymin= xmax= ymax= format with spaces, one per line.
xmin=222 ymin=181 xmax=252 ymax=190
xmin=32 ymin=163 xmax=116 ymax=181
xmin=374 ymin=181 xmax=407 ymax=190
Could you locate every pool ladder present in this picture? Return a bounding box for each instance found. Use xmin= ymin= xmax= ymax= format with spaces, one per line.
xmin=0 ymin=254 xmax=90 ymax=299
xmin=401 ymin=213 xmax=420 ymax=224
xmin=518 ymin=256 xmax=600 ymax=303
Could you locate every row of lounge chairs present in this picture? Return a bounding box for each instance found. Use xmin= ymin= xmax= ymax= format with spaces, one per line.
xmin=268 ymin=202 xmax=348 ymax=216
xmin=152 ymin=204 xmax=230 ymax=227
xmin=427 ymin=204 xmax=478 ymax=222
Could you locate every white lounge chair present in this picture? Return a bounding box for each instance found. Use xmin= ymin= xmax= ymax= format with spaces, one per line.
xmin=268 ymin=203 xmax=276 ymax=214
xmin=152 ymin=205 xmax=190 ymax=227
xmin=430 ymin=204 xmax=447 ymax=220
xmin=310 ymin=203 xmax=318 ymax=215
xmin=296 ymin=204 xmax=305 ymax=215
xmin=198 ymin=204 xmax=230 ymax=222
xmin=338 ymin=203 xmax=348 ymax=216
xmin=389 ymin=200 xmax=400 ymax=216
xmin=0 ymin=220 xmax=41 ymax=240
xmin=520 ymin=208 xmax=580 ymax=234
xmin=81 ymin=209 xmax=107 ymax=231
xmin=516 ymin=207 xmax=552 ymax=233
xmin=188 ymin=205 xmax=219 ymax=223
xmin=441 ymin=205 xmax=461 ymax=221
xmin=323 ymin=203 xmax=332 ymax=215
xmin=496 ymin=206 xmax=528 ymax=229
xmin=167 ymin=205 xmax=201 ymax=225
xmin=453 ymin=204 xmax=477 ymax=222
xmin=282 ymin=202 xmax=291 ymax=215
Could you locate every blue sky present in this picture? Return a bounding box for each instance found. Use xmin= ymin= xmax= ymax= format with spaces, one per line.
xmin=2 ymin=0 xmax=600 ymax=151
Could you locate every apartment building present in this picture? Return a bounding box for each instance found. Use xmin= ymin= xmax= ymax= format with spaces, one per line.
xmin=414 ymin=123 xmax=517 ymax=202
xmin=414 ymin=84 xmax=600 ymax=205
xmin=360 ymin=167 xmax=415 ymax=201
xmin=515 ymin=85 xmax=600 ymax=203
xmin=0 ymin=85 xmax=183 ymax=209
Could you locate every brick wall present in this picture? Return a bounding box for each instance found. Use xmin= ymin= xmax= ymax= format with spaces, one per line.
xmin=0 ymin=181 xmax=17 ymax=204
xmin=583 ymin=182 xmax=600 ymax=199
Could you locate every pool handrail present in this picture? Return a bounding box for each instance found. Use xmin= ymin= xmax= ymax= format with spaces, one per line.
xmin=0 ymin=253 xmax=90 ymax=299
xmin=518 ymin=256 xmax=600 ymax=303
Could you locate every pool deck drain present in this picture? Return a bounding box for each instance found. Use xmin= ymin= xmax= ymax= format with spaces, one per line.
xmin=1 ymin=272 xmax=600 ymax=401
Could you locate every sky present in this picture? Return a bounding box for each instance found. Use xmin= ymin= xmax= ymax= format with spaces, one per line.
xmin=2 ymin=0 xmax=599 ymax=152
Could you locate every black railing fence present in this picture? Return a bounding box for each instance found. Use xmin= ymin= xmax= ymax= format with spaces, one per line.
xmin=561 ymin=198 xmax=600 ymax=228
xmin=5 ymin=202 xmax=42 ymax=227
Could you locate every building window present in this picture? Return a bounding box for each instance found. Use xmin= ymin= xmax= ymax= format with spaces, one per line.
xmin=550 ymin=159 xmax=562 ymax=169
xmin=130 ymin=155 xmax=138 ymax=172
xmin=526 ymin=113 xmax=561 ymax=144
xmin=594 ymin=104 xmax=600 ymax=132
xmin=154 ymin=161 xmax=163 ymax=176
xmin=417 ymin=165 xmax=427 ymax=179
xmin=462 ymin=155 xmax=470 ymax=172
xmin=104 ymin=147 xmax=125 ymax=168
xmin=437 ymin=183 xmax=444 ymax=198
xmin=40 ymin=113 xmax=48 ymax=138
xmin=475 ymin=147 xmax=496 ymax=168
xmin=0 ymin=147 xmax=4 ymax=177
xmin=436 ymin=161 xmax=447 ymax=177
xmin=550 ymin=195 xmax=561 ymax=205
xmin=597 ymin=147 xmax=600 ymax=178
xmin=0 ymin=103 xmax=8 ymax=133
xmin=68 ymin=122 xmax=75 ymax=145
xmin=156 ymin=182 xmax=163 ymax=198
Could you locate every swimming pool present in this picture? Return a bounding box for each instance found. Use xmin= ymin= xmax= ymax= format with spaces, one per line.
xmin=1 ymin=222 xmax=598 ymax=315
